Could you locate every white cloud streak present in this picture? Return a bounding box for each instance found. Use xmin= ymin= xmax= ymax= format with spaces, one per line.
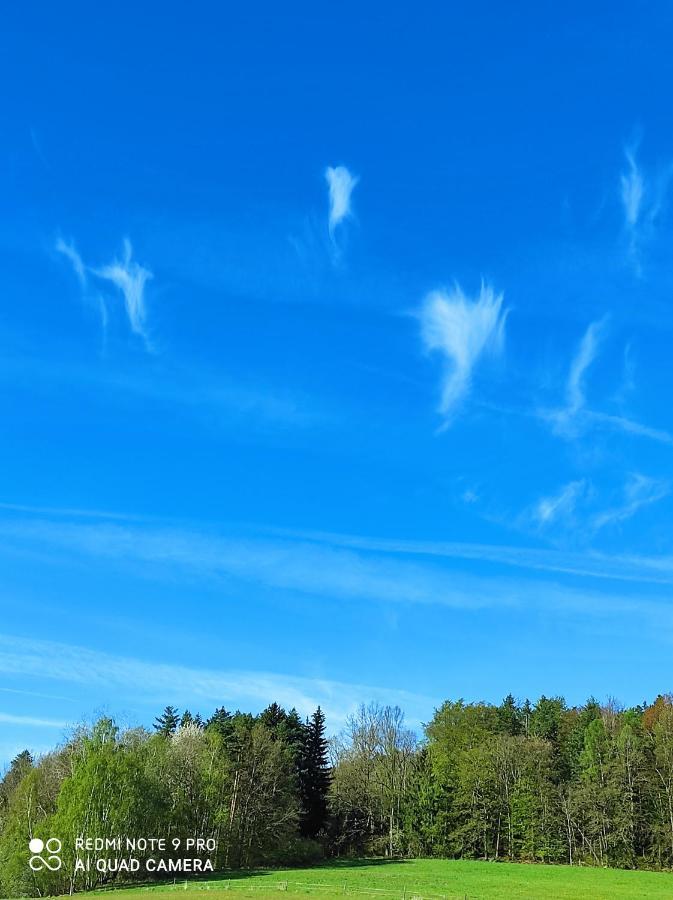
xmin=92 ymin=238 xmax=153 ymax=346
xmin=56 ymin=237 xmax=108 ymax=336
xmin=0 ymin=517 xmax=515 ymax=611
xmin=585 ymin=410 xmax=673 ymax=446
xmin=619 ymin=143 xmax=673 ymax=273
xmin=6 ymin=503 xmax=673 ymax=591
xmin=419 ymin=283 xmax=507 ymax=426
xmin=55 ymin=238 xmax=86 ymax=286
xmin=543 ymin=319 xmax=673 ymax=446
xmin=621 ymin=146 xmax=645 ymax=273
xmin=0 ymin=635 xmax=434 ymax=731
xmin=325 ymin=165 xmax=358 ymax=238
xmin=0 ymin=513 xmax=670 ymax=619
xmin=533 ymin=480 xmax=587 ymax=527
xmin=548 ymin=318 xmax=605 ymax=438
xmin=0 ymin=711 xmax=67 ymax=728
xmin=268 ymin=525 xmax=673 ymax=589
xmin=525 ymin=474 xmax=667 ymax=538
xmin=592 ymin=474 xmax=669 ymax=531
xmin=621 ymin=148 xmax=643 ymax=230
xmin=56 ymin=237 xmax=152 ymax=347
xmin=566 ymin=319 xmax=604 ymax=416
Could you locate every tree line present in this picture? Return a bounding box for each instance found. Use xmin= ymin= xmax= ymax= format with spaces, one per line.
xmin=3 ymin=693 xmax=673 ymax=896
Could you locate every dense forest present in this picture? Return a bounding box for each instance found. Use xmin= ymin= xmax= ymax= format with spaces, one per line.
xmin=3 ymin=693 xmax=673 ymax=896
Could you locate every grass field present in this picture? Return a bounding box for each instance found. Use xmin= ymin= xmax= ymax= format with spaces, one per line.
xmin=80 ymin=858 xmax=673 ymax=900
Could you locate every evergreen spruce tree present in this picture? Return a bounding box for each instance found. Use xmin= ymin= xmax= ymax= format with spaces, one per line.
xmin=153 ymin=705 xmax=180 ymax=736
xmin=281 ymin=708 xmax=307 ymax=764
xmin=497 ymin=694 xmax=522 ymax=735
xmin=299 ymin=706 xmax=331 ymax=838
xmin=205 ymin=707 xmax=234 ymax=744
xmin=260 ymin=702 xmax=287 ymax=730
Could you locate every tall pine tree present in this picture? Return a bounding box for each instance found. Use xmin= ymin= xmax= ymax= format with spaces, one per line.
xmin=153 ymin=705 xmax=180 ymax=736
xmin=299 ymin=707 xmax=331 ymax=838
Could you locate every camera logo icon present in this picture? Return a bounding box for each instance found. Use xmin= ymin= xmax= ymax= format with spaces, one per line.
xmin=29 ymin=837 xmax=62 ymax=871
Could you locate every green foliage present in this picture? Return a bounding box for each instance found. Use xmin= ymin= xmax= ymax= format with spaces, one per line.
xmin=329 ymin=704 xmax=416 ymax=858
xmin=0 ymin=767 xmax=56 ymax=898
xmin=6 ymin=694 xmax=673 ymax=897
xmin=332 ymin=694 xmax=673 ymax=870
xmin=49 ymin=718 xmax=164 ymax=893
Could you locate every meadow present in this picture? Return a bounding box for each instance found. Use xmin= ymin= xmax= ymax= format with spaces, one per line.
xmin=80 ymin=859 xmax=673 ymax=900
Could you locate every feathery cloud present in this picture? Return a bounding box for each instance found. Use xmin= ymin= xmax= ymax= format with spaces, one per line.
xmin=0 ymin=711 xmax=67 ymax=728
xmin=56 ymin=237 xmax=87 ymax=286
xmin=419 ymin=283 xmax=507 ymax=426
xmin=0 ymin=510 xmax=660 ymax=622
xmin=325 ymin=165 xmax=358 ymax=238
xmin=524 ymin=473 xmax=668 ymax=538
xmin=56 ymin=237 xmax=109 ymax=335
xmin=216 ymin=521 xmax=673 ymax=589
xmin=0 ymin=634 xmax=434 ymax=730
xmin=592 ymin=473 xmax=669 ymax=531
xmin=543 ymin=319 xmax=673 ymax=446
xmin=621 ymin=145 xmax=646 ymax=271
xmin=621 ymin=148 xmax=644 ymax=230
xmin=548 ymin=318 xmax=606 ymax=437
xmin=56 ymin=237 xmax=153 ymax=347
xmin=584 ymin=410 xmax=673 ymax=445
xmin=619 ymin=143 xmax=673 ymax=272
xmin=92 ymin=238 xmax=153 ymax=345
xmin=6 ymin=508 xmax=673 ymax=634
xmin=533 ymin=479 xmax=587 ymax=527
xmin=566 ymin=319 xmax=604 ymax=415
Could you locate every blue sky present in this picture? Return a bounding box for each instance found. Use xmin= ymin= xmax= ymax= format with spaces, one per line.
xmin=2 ymin=2 xmax=673 ymax=765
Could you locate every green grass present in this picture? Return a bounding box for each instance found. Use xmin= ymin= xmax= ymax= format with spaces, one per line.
xmin=78 ymin=858 xmax=673 ymax=900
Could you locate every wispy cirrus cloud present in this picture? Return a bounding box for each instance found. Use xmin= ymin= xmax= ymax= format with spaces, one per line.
xmin=325 ymin=165 xmax=358 ymax=241
xmin=419 ymin=283 xmax=507 ymax=427
xmin=55 ymin=237 xmax=153 ymax=348
xmin=56 ymin=236 xmax=109 ymax=337
xmin=565 ymin=320 xmax=603 ymax=417
xmin=55 ymin=237 xmax=86 ymax=286
xmin=621 ymin=147 xmax=644 ymax=232
xmin=542 ymin=318 xmax=673 ymax=446
xmin=0 ymin=711 xmax=67 ymax=728
xmin=619 ymin=142 xmax=672 ymax=273
xmin=91 ymin=238 xmax=153 ymax=347
xmin=7 ymin=502 xmax=673 ymax=591
xmin=592 ymin=473 xmax=669 ymax=531
xmin=532 ymin=479 xmax=588 ymax=527
xmin=0 ymin=634 xmax=434 ymax=731
xmin=546 ymin=318 xmax=606 ymax=439
xmin=522 ymin=474 xmax=667 ymax=539
xmin=0 ymin=510 xmax=669 ymax=621
xmin=269 ymin=524 xmax=673 ymax=588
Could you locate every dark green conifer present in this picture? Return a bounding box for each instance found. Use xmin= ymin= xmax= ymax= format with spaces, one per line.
xmin=299 ymin=706 xmax=331 ymax=837
xmin=153 ymin=705 xmax=180 ymax=735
